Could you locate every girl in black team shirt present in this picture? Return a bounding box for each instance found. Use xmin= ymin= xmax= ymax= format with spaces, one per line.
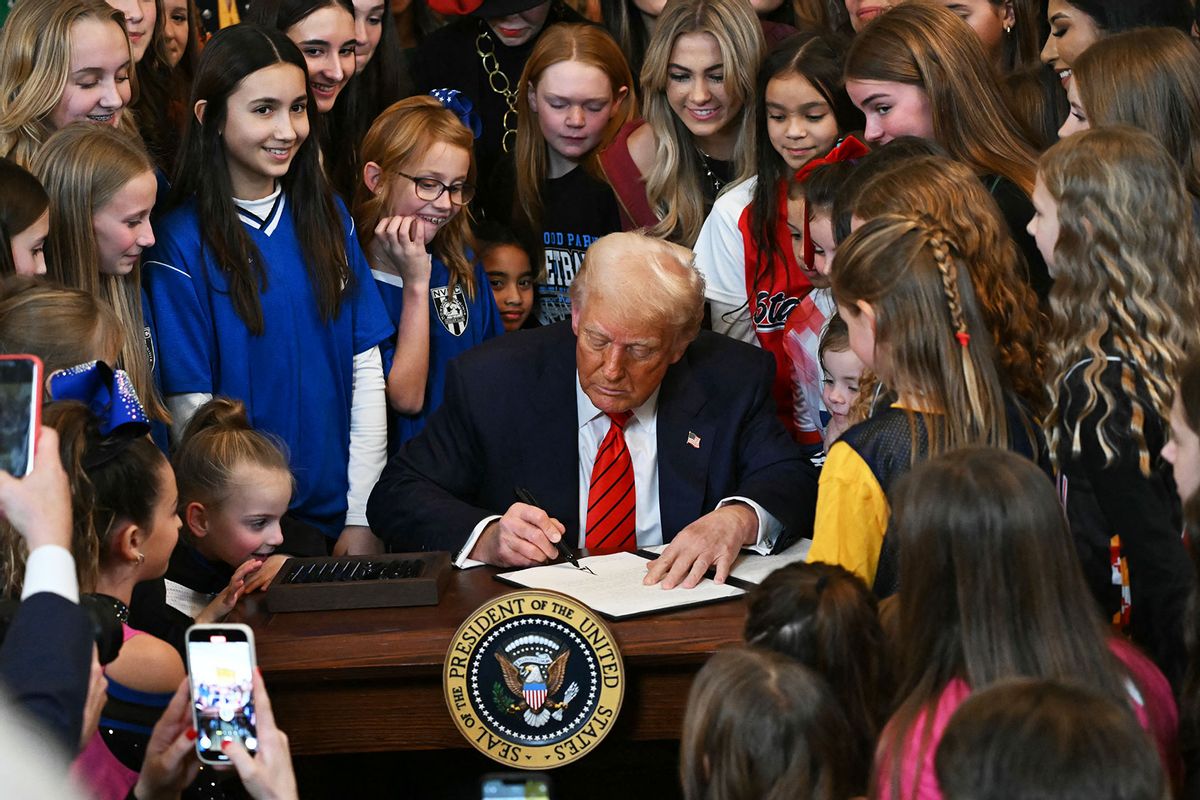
xmin=485 ymin=23 xmax=634 ymax=325
xmin=412 ymin=0 xmax=587 ymax=200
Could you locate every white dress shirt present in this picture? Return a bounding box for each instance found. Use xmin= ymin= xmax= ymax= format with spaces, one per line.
xmin=454 ymin=374 xmax=783 ymax=566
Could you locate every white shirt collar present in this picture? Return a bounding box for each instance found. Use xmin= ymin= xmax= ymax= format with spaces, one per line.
xmin=574 ymin=371 xmax=661 ymax=430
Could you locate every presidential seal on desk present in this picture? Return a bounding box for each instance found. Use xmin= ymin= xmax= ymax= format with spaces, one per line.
xmin=444 ymin=590 xmax=625 ymax=769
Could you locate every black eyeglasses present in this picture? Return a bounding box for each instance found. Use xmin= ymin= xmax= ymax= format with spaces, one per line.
xmin=395 ymin=171 xmax=476 ymax=205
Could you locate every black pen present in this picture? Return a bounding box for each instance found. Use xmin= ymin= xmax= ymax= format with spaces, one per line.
xmin=514 ymin=486 xmax=593 ymax=573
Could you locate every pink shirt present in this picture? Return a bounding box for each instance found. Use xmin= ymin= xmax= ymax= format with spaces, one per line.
xmin=875 ymin=639 xmax=1181 ymax=800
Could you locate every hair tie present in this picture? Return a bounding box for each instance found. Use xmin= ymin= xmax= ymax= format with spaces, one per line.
xmin=429 ymin=89 xmax=483 ymax=140
xmin=956 ymin=331 xmax=970 ymax=348
xmin=48 ymin=360 xmax=150 ymax=469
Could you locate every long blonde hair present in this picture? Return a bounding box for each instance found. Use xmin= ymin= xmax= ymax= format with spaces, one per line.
xmin=832 ymin=213 xmax=1010 ymax=460
xmin=1040 ymin=126 xmax=1200 ymax=474
xmin=0 ymin=275 xmax=124 ymax=378
xmin=515 ymin=24 xmax=635 ymax=242
xmin=638 ymin=0 xmax=764 ymax=245
xmin=31 ymin=124 xmax=168 ymax=423
xmin=353 ymin=96 xmax=478 ymax=297
xmin=0 ymin=0 xmax=139 ymax=169
xmin=845 ymin=2 xmax=1036 ymax=195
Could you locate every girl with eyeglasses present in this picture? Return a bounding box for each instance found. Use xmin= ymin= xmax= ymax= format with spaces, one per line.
xmin=143 ymin=24 xmax=394 ymax=557
xmin=353 ymin=95 xmax=502 ymax=450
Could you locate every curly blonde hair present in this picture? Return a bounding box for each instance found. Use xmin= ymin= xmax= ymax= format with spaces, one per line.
xmin=1039 ymin=126 xmax=1200 ymax=474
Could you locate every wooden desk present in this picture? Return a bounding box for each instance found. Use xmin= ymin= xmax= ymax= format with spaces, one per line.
xmin=237 ymin=565 xmax=747 ymax=756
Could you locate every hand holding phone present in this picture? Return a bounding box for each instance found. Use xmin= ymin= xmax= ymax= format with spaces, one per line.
xmin=186 ymin=624 xmax=258 ymax=765
xmin=0 ymin=425 xmax=71 ymax=552
xmin=133 ymin=680 xmax=202 ymax=800
xmin=221 ymin=666 xmax=298 ymax=800
xmin=0 ymin=355 xmax=41 ymax=479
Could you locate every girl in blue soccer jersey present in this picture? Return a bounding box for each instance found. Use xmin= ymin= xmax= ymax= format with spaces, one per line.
xmin=352 ymin=93 xmax=502 ymax=451
xmin=143 ymin=24 xmax=393 ymax=555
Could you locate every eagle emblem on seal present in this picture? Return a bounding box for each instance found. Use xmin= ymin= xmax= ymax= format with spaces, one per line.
xmin=494 ymin=635 xmax=580 ymax=728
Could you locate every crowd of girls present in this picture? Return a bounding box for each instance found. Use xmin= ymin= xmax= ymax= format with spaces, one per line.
xmin=5 ymin=0 xmax=1200 ymax=796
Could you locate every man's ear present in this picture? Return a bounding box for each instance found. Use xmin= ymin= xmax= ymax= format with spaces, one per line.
xmin=363 ymin=161 xmax=384 ymax=194
xmin=185 ymin=502 xmax=210 ymax=539
xmin=570 ymin=304 xmax=581 ymax=335
xmin=193 ymin=99 xmax=207 ymax=125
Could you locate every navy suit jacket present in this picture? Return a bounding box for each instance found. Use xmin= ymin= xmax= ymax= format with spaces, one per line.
xmin=0 ymin=592 xmax=93 ymax=752
xmin=368 ymin=323 xmax=817 ymax=555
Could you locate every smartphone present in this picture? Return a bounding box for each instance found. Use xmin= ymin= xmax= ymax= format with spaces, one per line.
xmin=0 ymin=355 xmax=42 ymax=478
xmin=480 ymin=773 xmax=553 ymax=799
xmin=185 ymin=623 xmax=257 ymax=764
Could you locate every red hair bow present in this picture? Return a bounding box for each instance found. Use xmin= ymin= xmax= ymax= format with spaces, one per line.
xmin=791 ymin=135 xmax=870 ymax=272
xmin=793 ymin=135 xmax=870 ymax=184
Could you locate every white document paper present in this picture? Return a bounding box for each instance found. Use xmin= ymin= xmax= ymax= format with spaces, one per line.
xmin=498 ymin=551 xmax=744 ymax=619
xmin=640 ymin=538 xmax=813 ymax=586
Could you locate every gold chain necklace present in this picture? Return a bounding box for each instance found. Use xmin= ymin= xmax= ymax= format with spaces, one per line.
xmin=475 ymin=23 xmax=518 ymax=153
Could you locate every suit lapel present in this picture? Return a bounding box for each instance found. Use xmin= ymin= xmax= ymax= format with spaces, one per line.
xmin=526 ymin=327 xmax=581 ymax=538
xmin=656 ymin=351 xmax=713 ymax=540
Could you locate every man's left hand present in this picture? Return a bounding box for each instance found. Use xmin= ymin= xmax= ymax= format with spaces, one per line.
xmin=643 ymin=503 xmax=758 ymax=590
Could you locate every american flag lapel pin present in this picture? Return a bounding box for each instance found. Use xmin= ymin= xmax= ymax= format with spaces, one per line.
xmin=687 ymin=431 xmax=701 ymax=449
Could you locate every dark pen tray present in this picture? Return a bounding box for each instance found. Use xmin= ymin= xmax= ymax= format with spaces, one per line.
xmin=265 ymin=551 xmax=451 ymax=613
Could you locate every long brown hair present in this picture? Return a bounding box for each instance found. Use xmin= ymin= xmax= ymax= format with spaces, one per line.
xmin=745 ymin=561 xmax=890 ymax=794
xmin=32 ymin=124 xmax=169 ymax=423
xmin=0 ymin=276 xmax=123 ymax=378
xmin=515 ymin=24 xmax=635 ymax=245
xmin=852 ymin=155 xmax=1046 ymax=418
xmin=170 ymin=24 xmax=356 ymax=336
xmin=845 ymin=2 xmax=1037 ymax=194
xmin=1040 ymin=126 xmax=1200 ymax=474
xmin=884 ymin=447 xmax=1135 ymax=799
xmin=353 ymin=96 xmax=479 ymax=297
xmin=997 ymin=0 xmax=1042 ymax=73
xmin=680 ymin=646 xmax=857 ymax=800
xmin=936 ymin=679 xmax=1167 ymax=800
xmin=1073 ymin=26 xmax=1200 ymax=200
xmin=832 ymin=214 xmax=1011 ymax=459
xmin=0 ymin=159 xmax=50 ymax=277
xmin=1 ymin=401 xmax=168 ymax=597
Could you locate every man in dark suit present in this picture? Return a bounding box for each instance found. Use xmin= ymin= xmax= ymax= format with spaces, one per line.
xmin=0 ymin=427 xmax=94 ymax=752
xmin=368 ymin=232 xmax=817 ymax=589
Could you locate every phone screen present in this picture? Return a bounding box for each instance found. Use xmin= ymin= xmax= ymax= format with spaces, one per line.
xmin=186 ymin=626 xmax=257 ymax=762
xmin=0 ymin=357 xmax=40 ymax=478
xmin=481 ymin=775 xmax=552 ymax=799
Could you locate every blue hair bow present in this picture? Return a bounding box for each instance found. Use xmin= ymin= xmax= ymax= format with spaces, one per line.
xmin=430 ymin=89 xmax=483 ymax=140
xmin=48 ymin=360 xmax=150 ymax=439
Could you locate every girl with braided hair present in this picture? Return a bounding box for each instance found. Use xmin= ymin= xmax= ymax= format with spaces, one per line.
xmin=806 ymin=213 xmax=1044 ymax=597
xmin=850 ymin=154 xmax=1047 ymax=421
xmin=1029 ymin=125 xmax=1200 ymax=688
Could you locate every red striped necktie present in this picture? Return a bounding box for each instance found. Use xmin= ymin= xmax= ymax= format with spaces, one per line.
xmin=585 ymin=411 xmax=636 ymax=555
